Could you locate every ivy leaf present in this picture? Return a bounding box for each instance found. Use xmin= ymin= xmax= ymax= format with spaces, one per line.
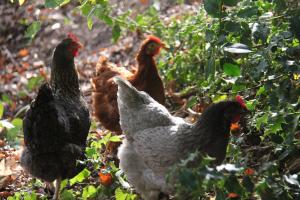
xmin=237 ymin=6 xmax=259 ymax=18
xmin=204 ymin=0 xmax=221 ymax=18
xmin=224 ymin=21 xmax=241 ymax=32
xmin=112 ymin=24 xmax=121 ymax=43
xmin=223 ymin=63 xmax=241 ymax=77
xmin=223 ymin=0 xmax=240 ymax=6
xmin=256 ymin=113 xmax=268 ymax=129
xmin=25 ymin=21 xmax=41 ymax=39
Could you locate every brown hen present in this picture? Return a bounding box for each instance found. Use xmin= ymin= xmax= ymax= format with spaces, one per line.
xmin=92 ymin=36 xmax=166 ymax=134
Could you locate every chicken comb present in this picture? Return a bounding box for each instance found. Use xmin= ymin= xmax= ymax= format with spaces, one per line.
xmin=146 ymin=35 xmax=162 ymax=44
xmin=235 ymin=95 xmax=247 ymax=109
xmin=67 ymin=32 xmax=80 ymax=43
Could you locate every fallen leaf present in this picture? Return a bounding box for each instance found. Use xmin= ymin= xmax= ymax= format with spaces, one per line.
xmin=0 ymin=140 xmax=5 ymax=147
xmin=139 ymin=0 xmax=149 ymax=5
xmin=0 ymin=159 xmax=13 ymax=177
xmin=0 ymin=176 xmax=13 ymax=190
xmin=18 ymin=49 xmax=29 ymax=57
xmin=0 ymin=191 xmax=13 ymax=198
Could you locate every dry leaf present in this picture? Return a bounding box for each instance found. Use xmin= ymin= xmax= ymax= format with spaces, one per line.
xmin=0 ymin=191 xmax=13 ymax=198
xmin=139 ymin=0 xmax=149 ymax=5
xmin=0 ymin=175 xmax=13 ymax=190
xmin=0 ymin=159 xmax=13 ymax=177
xmin=18 ymin=49 xmax=29 ymax=57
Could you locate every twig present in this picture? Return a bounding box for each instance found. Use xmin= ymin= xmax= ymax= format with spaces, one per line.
xmin=1 ymin=45 xmax=20 ymax=69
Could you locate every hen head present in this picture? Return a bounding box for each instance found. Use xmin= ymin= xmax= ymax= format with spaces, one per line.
xmin=55 ymin=33 xmax=82 ymax=59
xmin=224 ymin=95 xmax=248 ymax=123
xmin=141 ymin=35 xmax=165 ymax=56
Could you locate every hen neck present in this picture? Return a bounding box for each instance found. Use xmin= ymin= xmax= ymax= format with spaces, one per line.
xmin=50 ymin=57 xmax=80 ymax=97
xmin=133 ymin=53 xmax=160 ymax=82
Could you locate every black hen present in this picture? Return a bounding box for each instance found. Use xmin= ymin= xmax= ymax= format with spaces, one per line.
xmin=20 ymin=34 xmax=90 ymax=200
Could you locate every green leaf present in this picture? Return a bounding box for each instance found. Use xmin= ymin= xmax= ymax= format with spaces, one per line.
xmin=25 ymin=21 xmax=41 ymax=39
xmin=205 ymin=55 xmax=215 ymax=79
xmin=11 ymin=118 xmax=23 ymax=128
xmin=242 ymin=176 xmax=254 ymax=192
xmin=27 ymin=76 xmax=44 ymax=91
xmin=0 ymin=102 xmax=4 ymax=119
xmin=256 ymin=86 xmax=266 ymax=96
xmin=109 ymin=135 xmax=122 ymax=142
xmin=115 ymin=188 xmax=128 ymax=200
xmin=45 ymin=0 xmax=70 ymax=8
xmin=213 ymin=95 xmax=227 ymax=103
xmin=204 ymin=0 xmax=221 ymax=18
xmin=224 ymin=21 xmax=241 ymax=32
xmin=224 ymin=175 xmax=244 ymax=195
xmin=87 ymin=17 xmax=93 ymax=30
xmin=237 ymin=6 xmax=259 ymax=18
xmin=186 ymin=96 xmax=197 ymax=108
xmin=69 ymin=168 xmax=90 ymax=186
xmin=256 ymin=113 xmax=268 ymax=129
xmin=223 ymin=0 xmax=240 ymax=6
xmin=60 ymin=190 xmax=75 ymax=200
xmin=80 ymin=1 xmax=92 ymax=16
xmin=232 ymin=84 xmax=246 ymax=92
xmin=101 ymin=15 xmax=113 ymax=26
xmin=112 ymin=24 xmax=121 ymax=43
xmin=82 ymin=185 xmax=97 ymax=200
xmin=223 ymin=63 xmax=241 ymax=77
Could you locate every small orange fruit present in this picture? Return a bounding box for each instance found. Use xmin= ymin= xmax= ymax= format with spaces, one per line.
xmin=227 ymin=192 xmax=239 ymax=198
xmin=244 ymin=168 xmax=255 ymax=176
xmin=98 ymin=167 xmax=113 ymax=186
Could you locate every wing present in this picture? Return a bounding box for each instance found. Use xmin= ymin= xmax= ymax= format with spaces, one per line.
xmin=23 ymin=83 xmax=70 ymax=153
xmin=92 ymin=57 xmax=133 ymax=132
xmin=131 ymin=123 xmax=191 ymax=174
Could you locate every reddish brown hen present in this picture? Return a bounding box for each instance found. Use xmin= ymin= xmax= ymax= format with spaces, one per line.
xmin=92 ymin=36 xmax=166 ymax=134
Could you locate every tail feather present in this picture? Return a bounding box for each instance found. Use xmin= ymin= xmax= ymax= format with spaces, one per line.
xmin=114 ymin=77 xmax=146 ymax=107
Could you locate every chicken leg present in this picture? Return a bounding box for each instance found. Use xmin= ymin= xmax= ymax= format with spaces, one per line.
xmin=53 ymin=177 xmax=61 ymax=200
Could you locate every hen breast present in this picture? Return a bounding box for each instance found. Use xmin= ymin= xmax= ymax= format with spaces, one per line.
xmin=21 ymin=83 xmax=90 ymax=182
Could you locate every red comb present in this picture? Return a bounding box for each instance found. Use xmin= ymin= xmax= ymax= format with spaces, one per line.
xmin=235 ymin=95 xmax=247 ymax=109
xmin=146 ymin=35 xmax=162 ymax=44
xmin=67 ymin=32 xmax=79 ymax=43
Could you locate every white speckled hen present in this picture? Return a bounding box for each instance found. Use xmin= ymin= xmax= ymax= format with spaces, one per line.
xmin=20 ymin=34 xmax=90 ymax=200
xmin=115 ymin=77 xmax=248 ymax=200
